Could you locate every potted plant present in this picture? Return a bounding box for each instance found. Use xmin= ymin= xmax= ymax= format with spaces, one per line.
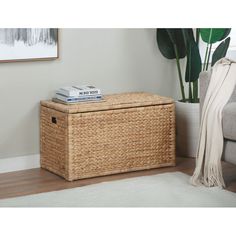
xmin=156 ymin=28 xmax=231 ymax=157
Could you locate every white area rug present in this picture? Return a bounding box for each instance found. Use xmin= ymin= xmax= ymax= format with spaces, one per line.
xmin=0 ymin=172 xmax=236 ymax=207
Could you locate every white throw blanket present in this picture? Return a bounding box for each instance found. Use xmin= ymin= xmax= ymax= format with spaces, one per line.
xmin=190 ymin=58 xmax=236 ymax=188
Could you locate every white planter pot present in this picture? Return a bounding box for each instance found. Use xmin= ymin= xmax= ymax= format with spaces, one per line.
xmin=175 ymin=101 xmax=200 ymax=158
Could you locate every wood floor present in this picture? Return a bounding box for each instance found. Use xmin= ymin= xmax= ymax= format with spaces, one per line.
xmin=1 ymin=157 xmax=236 ymax=200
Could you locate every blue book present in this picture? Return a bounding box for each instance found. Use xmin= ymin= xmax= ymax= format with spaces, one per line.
xmin=56 ymin=93 xmax=102 ymax=103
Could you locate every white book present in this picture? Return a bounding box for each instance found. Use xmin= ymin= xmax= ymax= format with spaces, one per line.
xmin=72 ymin=85 xmax=101 ymax=96
xmin=56 ymin=87 xmax=81 ymax=97
xmin=57 ymin=85 xmax=101 ymax=97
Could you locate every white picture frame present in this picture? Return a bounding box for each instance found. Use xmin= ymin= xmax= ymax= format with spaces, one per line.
xmin=0 ymin=28 xmax=58 ymax=62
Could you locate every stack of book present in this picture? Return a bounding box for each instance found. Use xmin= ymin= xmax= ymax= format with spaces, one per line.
xmin=55 ymin=85 xmax=102 ymax=104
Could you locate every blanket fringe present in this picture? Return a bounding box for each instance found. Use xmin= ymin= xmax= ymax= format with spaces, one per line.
xmin=203 ymin=164 xmax=225 ymax=188
xmin=190 ymin=164 xmax=225 ymax=188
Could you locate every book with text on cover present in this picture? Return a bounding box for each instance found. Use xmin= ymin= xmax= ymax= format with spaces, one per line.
xmin=57 ymin=85 xmax=101 ymax=97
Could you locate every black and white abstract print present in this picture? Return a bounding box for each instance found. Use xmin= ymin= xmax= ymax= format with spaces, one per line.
xmin=0 ymin=28 xmax=58 ymax=61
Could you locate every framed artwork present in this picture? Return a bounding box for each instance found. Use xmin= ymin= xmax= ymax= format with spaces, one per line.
xmin=0 ymin=28 xmax=58 ymax=62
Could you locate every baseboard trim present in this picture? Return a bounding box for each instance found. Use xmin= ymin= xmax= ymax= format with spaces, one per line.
xmin=0 ymin=154 xmax=40 ymax=174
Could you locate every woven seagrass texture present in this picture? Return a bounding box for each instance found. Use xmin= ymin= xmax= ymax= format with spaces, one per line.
xmin=41 ymin=92 xmax=174 ymax=114
xmin=40 ymin=107 xmax=71 ymax=179
xmin=40 ymin=92 xmax=175 ymax=181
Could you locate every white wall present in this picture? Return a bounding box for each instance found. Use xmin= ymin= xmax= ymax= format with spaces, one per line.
xmin=0 ymin=28 xmax=178 ymax=159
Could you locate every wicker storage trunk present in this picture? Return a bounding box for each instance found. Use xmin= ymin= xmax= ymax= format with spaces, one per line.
xmin=40 ymin=92 xmax=175 ymax=181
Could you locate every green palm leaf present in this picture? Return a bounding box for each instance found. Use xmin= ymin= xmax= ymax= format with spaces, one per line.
xmin=185 ymin=41 xmax=202 ymax=83
xmin=200 ymin=28 xmax=226 ymax=44
xmin=211 ymin=37 xmax=231 ymax=66
xmin=156 ymin=29 xmax=186 ymax=59
xmin=219 ymin=29 xmax=231 ymax=41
